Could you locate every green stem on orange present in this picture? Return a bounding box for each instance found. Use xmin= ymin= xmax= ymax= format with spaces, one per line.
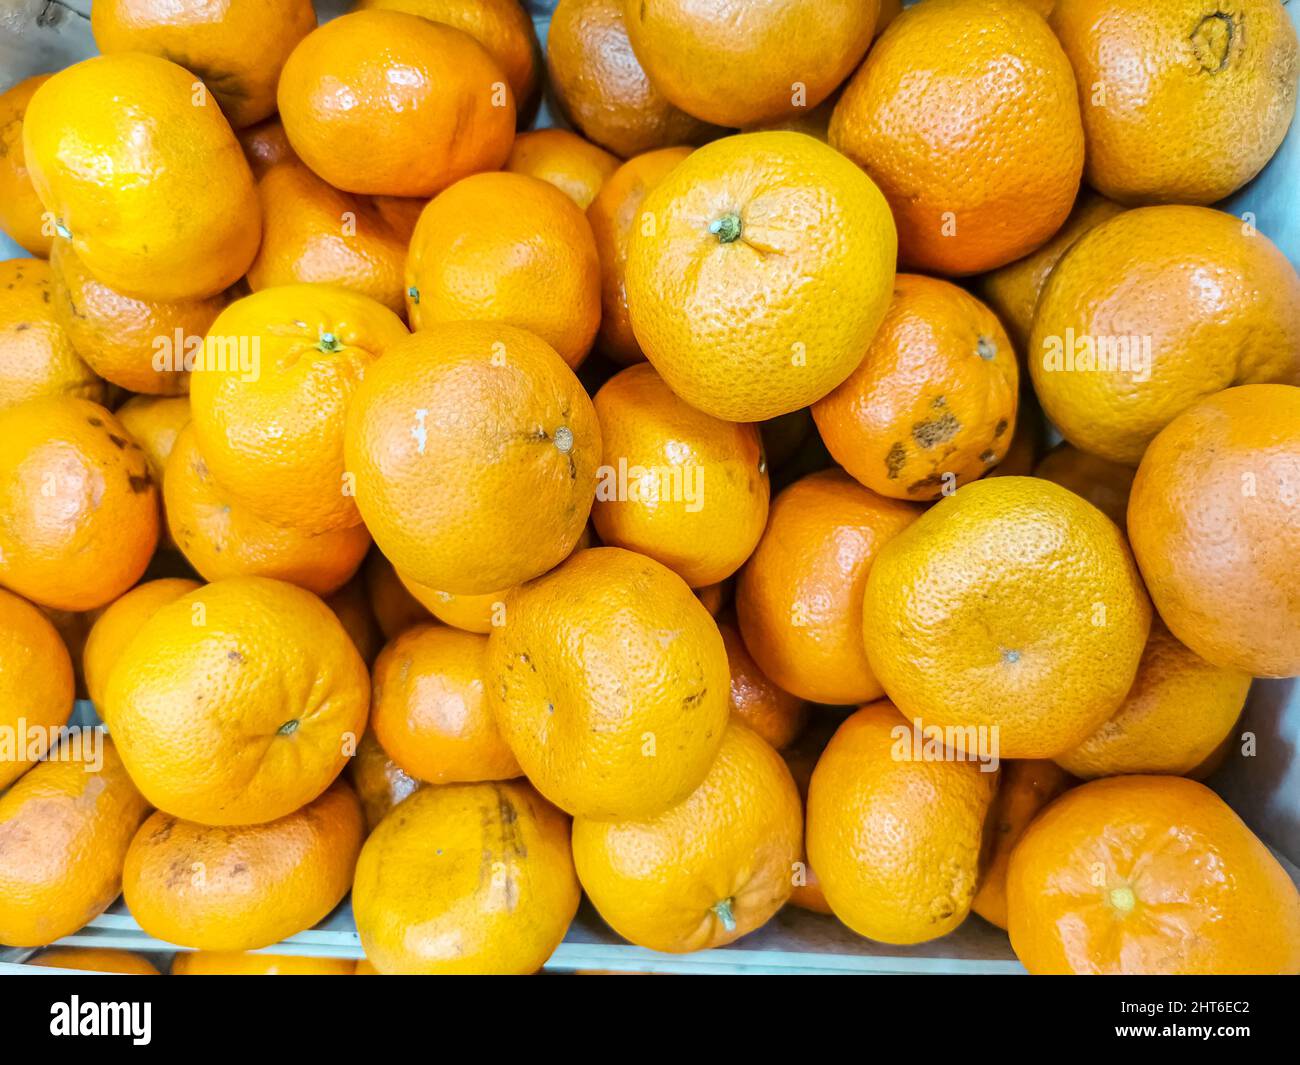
xmin=712 ymin=898 xmax=737 ymax=933
xmin=709 ymin=213 xmax=742 ymax=244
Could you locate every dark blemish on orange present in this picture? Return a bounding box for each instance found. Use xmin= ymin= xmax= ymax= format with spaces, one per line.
xmin=14 ymin=322 xmax=28 ymax=331
xmin=107 ymin=433 xmax=128 ymax=449
xmin=885 ymin=442 xmax=907 ymax=479
xmin=912 ymin=412 xmax=960 ymax=449
xmin=87 ymin=417 xmax=104 ymax=427
xmin=994 ymin=419 xmax=1008 ymax=438
xmin=128 ymin=474 xmax=151 ymax=494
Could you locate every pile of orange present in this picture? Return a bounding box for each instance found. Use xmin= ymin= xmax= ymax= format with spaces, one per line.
xmin=1 ymin=0 xmax=1298 ymax=978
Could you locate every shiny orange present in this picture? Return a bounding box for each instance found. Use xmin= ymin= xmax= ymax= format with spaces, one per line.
xmin=506 ymin=129 xmax=620 ymax=210
xmin=0 ymin=588 xmax=74 ymax=789
xmin=717 ymin=621 xmax=806 ymax=751
xmin=347 ymin=729 xmax=421 ymax=832
xmin=0 ymin=75 xmax=54 ymax=256
xmin=237 ymin=118 xmax=297 ymax=179
xmin=83 ymin=578 xmax=202 ymax=708
xmin=1033 ymin=443 xmax=1135 ymax=530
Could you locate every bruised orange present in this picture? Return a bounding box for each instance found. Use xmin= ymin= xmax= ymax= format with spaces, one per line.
xmin=347 ymin=729 xmax=421 ymax=832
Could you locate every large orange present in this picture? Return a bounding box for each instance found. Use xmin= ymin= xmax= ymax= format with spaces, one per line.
xmin=345 ymin=323 xmax=600 ymax=594
xmin=189 ymin=284 xmax=409 ymax=534
xmin=277 ymin=10 xmax=515 ymax=197
xmin=863 ymin=477 xmax=1152 ymax=759
xmin=0 ymin=588 xmax=74 ymax=789
xmin=487 ymin=547 xmax=730 ymax=819
xmin=718 ymin=620 xmax=806 ymax=751
xmin=505 ymin=129 xmax=620 ymax=210
xmin=830 ymin=0 xmax=1083 ymax=275
xmin=572 ymin=721 xmax=802 ymax=952
xmin=0 ymin=397 xmax=158 ymax=612
xmin=122 ymin=781 xmax=364 ymax=950
xmin=626 ymin=131 xmax=897 ymax=422
xmin=622 ymin=0 xmax=878 ymax=127
xmin=172 ymin=952 xmax=355 ymax=976
xmin=806 ymin=701 xmax=999 ymax=944
xmin=1032 ymin=443 xmax=1135 ymax=530
xmin=736 ymin=469 xmax=921 ymax=705
xmin=0 ymin=75 xmax=54 ymax=257
xmin=29 ymin=948 xmax=160 ymax=975
xmin=1030 ymin=206 xmax=1300 ymax=465
xmin=1051 ymin=0 xmax=1298 ymax=205
xmin=352 ymin=781 xmax=580 ymax=974
xmin=1128 ymin=384 xmax=1300 ymax=677
xmin=102 ymin=577 xmax=370 ymax=825
xmin=1007 ymin=776 xmax=1300 ymax=974
xmin=404 ymin=172 xmax=601 ymax=369
xmin=812 ymin=274 xmax=1020 ymax=500
xmin=347 ymin=729 xmax=421 ymax=832
xmin=23 ymin=54 xmax=260 ymax=300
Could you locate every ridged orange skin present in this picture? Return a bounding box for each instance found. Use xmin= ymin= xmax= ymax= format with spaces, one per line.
xmin=547 ymin=0 xmax=718 ymax=158
xmin=1051 ymin=0 xmax=1298 ymax=205
xmin=30 ymin=948 xmax=160 ymax=975
xmin=277 ymin=11 xmax=516 ymax=198
xmin=0 ymin=397 xmax=158 ymax=612
xmin=1030 ymin=206 xmax=1300 ymax=466
xmin=863 ymin=477 xmax=1152 ymax=759
xmin=247 ymin=160 xmax=423 ymax=317
xmin=405 ymin=172 xmax=601 ymax=370
xmin=1129 ymin=384 xmax=1300 ymax=677
xmin=1033 ymin=443 xmax=1135 ymax=530
xmin=371 ymin=624 xmax=522 ymax=785
xmin=347 ymin=729 xmax=421 ymax=832
xmin=0 ymin=258 xmax=102 ymax=411
xmin=0 ymin=588 xmax=74 ymax=789
xmin=114 ymin=395 xmax=190 ymax=484
xmin=806 ymin=701 xmax=999 ymax=944
xmin=324 ymin=575 xmax=383 ymax=665
xmin=189 ymin=284 xmax=409 ymax=534
xmin=353 ymin=781 xmax=580 ymax=974
xmin=625 ymin=131 xmax=898 ymax=422
xmin=830 ymin=0 xmax=1083 ymax=275
xmin=591 ymin=364 xmax=769 ymax=587
xmin=102 ymin=577 xmax=370 ymax=826
xmin=812 ymin=275 xmax=1020 ymax=501
xmin=164 ymin=426 xmax=371 ymax=596
xmin=0 ymin=75 xmax=54 ymax=256
xmin=587 ymin=147 xmax=692 ymax=365
xmin=718 ymin=622 xmax=806 ymax=751
xmin=172 ymin=952 xmax=355 ymax=975
xmin=506 ymin=129 xmax=621 ymax=210
xmin=23 ymin=54 xmax=260 ymax=301
xmin=237 ymin=118 xmax=296 ymax=179
xmin=623 ymin=0 xmax=879 ymax=127
xmin=49 ymin=238 xmax=227 ymax=396
xmin=83 ymin=578 xmax=202 ymax=708
xmin=573 ymin=721 xmax=802 ymax=953
xmin=487 ymin=547 xmax=730 ymax=820
xmin=122 ymin=781 xmax=364 ymax=951
xmin=345 ymin=323 xmax=600 ymax=594
xmin=1008 ymin=776 xmax=1300 ymax=974
xmin=0 ymin=739 xmax=150 ymax=947
xmin=736 ymin=469 xmax=921 ymax=705
xmin=363 ymin=552 xmax=432 ymax=640
xmin=970 ymin=759 xmax=1074 ymax=930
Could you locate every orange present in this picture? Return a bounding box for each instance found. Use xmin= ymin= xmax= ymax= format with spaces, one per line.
xmin=717 ymin=621 xmax=806 ymax=751
xmin=41 ymin=606 xmax=92 ymax=702
xmin=189 ymin=284 xmax=409 ymax=534
xmin=986 ymin=394 xmax=1046 ymax=478
xmin=506 ymin=129 xmax=621 ymax=210
xmin=812 ymin=275 xmax=1020 ymax=500
xmin=352 ymin=781 xmax=580 ymax=974
xmin=122 ymin=781 xmax=364 ymax=951
xmin=547 ymin=0 xmax=717 ymax=158
xmin=573 ymin=721 xmax=802 ymax=952
xmin=324 ymin=575 xmax=383 ymax=665
xmin=0 ymin=75 xmax=54 ymax=256
xmin=591 ymin=363 xmax=769 ymax=587
xmin=0 ymin=737 xmax=150 ymax=947
xmin=622 ymin=0 xmax=878 ymax=127
xmin=780 ymin=718 xmax=840 ymax=915
xmin=114 ymin=395 xmax=190 ymax=484
xmin=277 ymin=10 xmax=515 ymax=198
xmin=83 ymin=577 xmax=201 ymax=708
xmin=247 ymin=160 xmax=424 ymax=317
xmin=23 ymin=54 xmax=260 ymax=301
xmin=806 ymin=701 xmax=999 ymax=944
xmin=347 ymin=729 xmax=421 ymax=832
xmin=172 ymin=952 xmax=355 ymax=975
xmin=363 ymin=551 xmax=433 ymax=639
xmin=586 ymin=147 xmax=691 ymax=365
xmin=405 ymin=172 xmax=601 ymax=369
xmin=370 ymin=623 xmax=521 ymax=784
xmin=1051 ymin=0 xmax=1299 ymax=205
xmin=238 ymin=118 xmax=297 ymax=179
xmin=102 ymin=576 xmax=370 ymax=825
xmin=830 ymin=0 xmax=1083 ymax=275
xmin=1033 ymin=443 xmax=1135 ymax=530
xmin=0 ymin=258 xmax=102 ymax=411
xmin=0 ymin=588 xmax=74 ymax=789
xmin=970 ymin=759 xmax=1074 ymax=930
xmin=625 ymin=131 xmax=897 ymax=422
xmin=49 ymin=237 xmax=227 ymax=395
xmin=345 ymin=323 xmax=600 ymax=594
xmin=487 ymin=547 xmax=730 ymax=819
xmin=736 ymin=469 xmax=920 ymax=705
xmin=694 ymin=578 xmax=731 ymax=618
xmin=1007 ymin=776 xmax=1300 ymax=974
xmin=1030 ymin=206 xmax=1300 ymax=465
xmin=0 ymin=397 xmax=158 ymax=612
xmin=29 ymin=948 xmax=160 ymax=975
xmin=863 ymin=476 xmax=1152 ymax=758
xmin=1128 ymin=384 xmax=1300 ymax=677
xmin=1056 ymin=619 xmax=1249 ymax=779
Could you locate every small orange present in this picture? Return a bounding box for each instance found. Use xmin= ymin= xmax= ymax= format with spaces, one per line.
xmin=363 ymin=551 xmax=433 ymax=639
xmin=277 ymin=10 xmax=516 ymax=198
xmin=572 ymin=721 xmax=802 ymax=952
xmin=693 ymin=578 xmax=732 ymax=618
xmin=114 ymin=395 xmax=190 ymax=484
xmin=405 ymin=172 xmax=601 ymax=369
xmin=0 ymin=588 xmax=74 ymax=789
xmin=237 ymin=118 xmax=297 ymax=179
xmin=717 ymin=620 xmax=806 ymax=751
xmin=172 ymin=952 xmax=355 ymax=976
xmin=0 ymin=397 xmax=158 ymax=612
xmin=986 ymin=392 xmax=1046 ymax=478
xmin=347 ymin=729 xmax=421 ymax=832
xmin=506 ymin=129 xmax=620 ymax=210
xmin=736 ymin=469 xmax=921 ymax=705
xmin=324 ymin=575 xmax=383 ymax=665
xmin=0 ymin=75 xmax=54 ymax=257
xmin=779 ymin=718 xmax=841 ymax=915
xmin=1033 ymin=443 xmax=1135 ymax=530
xmin=29 ymin=948 xmax=160 ymax=975
xmin=812 ymin=274 xmax=1020 ymax=500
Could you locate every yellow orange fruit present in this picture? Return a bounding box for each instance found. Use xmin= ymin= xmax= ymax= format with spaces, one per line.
xmin=0 ymin=75 xmax=54 ymax=256
xmin=718 ymin=621 xmax=806 ymax=751
xmin=29 ymin=948 xmax=160 ymax=975
xmin=83 ymin=578 xmax=201 ymax=708
xmin=324 ymin=575 xmax=383 ymax=665
xmin=363 ymin=551 xmax=433 ymax=639
xmin=506 ymin=129 xmax=620 ymax=210
xmin=172 ymin=952 xmax=355 ymax=975
xmin=237 ymin=117 xmax=297 ymax=179
xmin=0 ymin=588 xmax=75 ymax=789
xmin=1032 ymin=443 xmax=1135 ymax=530
xmin=399 ymin=575 xmax=506 ymax=635
xmin=114 ymin=394 xmax=190 ymax=484
xmin=347 ymin=729 xmax=421 ymax=832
